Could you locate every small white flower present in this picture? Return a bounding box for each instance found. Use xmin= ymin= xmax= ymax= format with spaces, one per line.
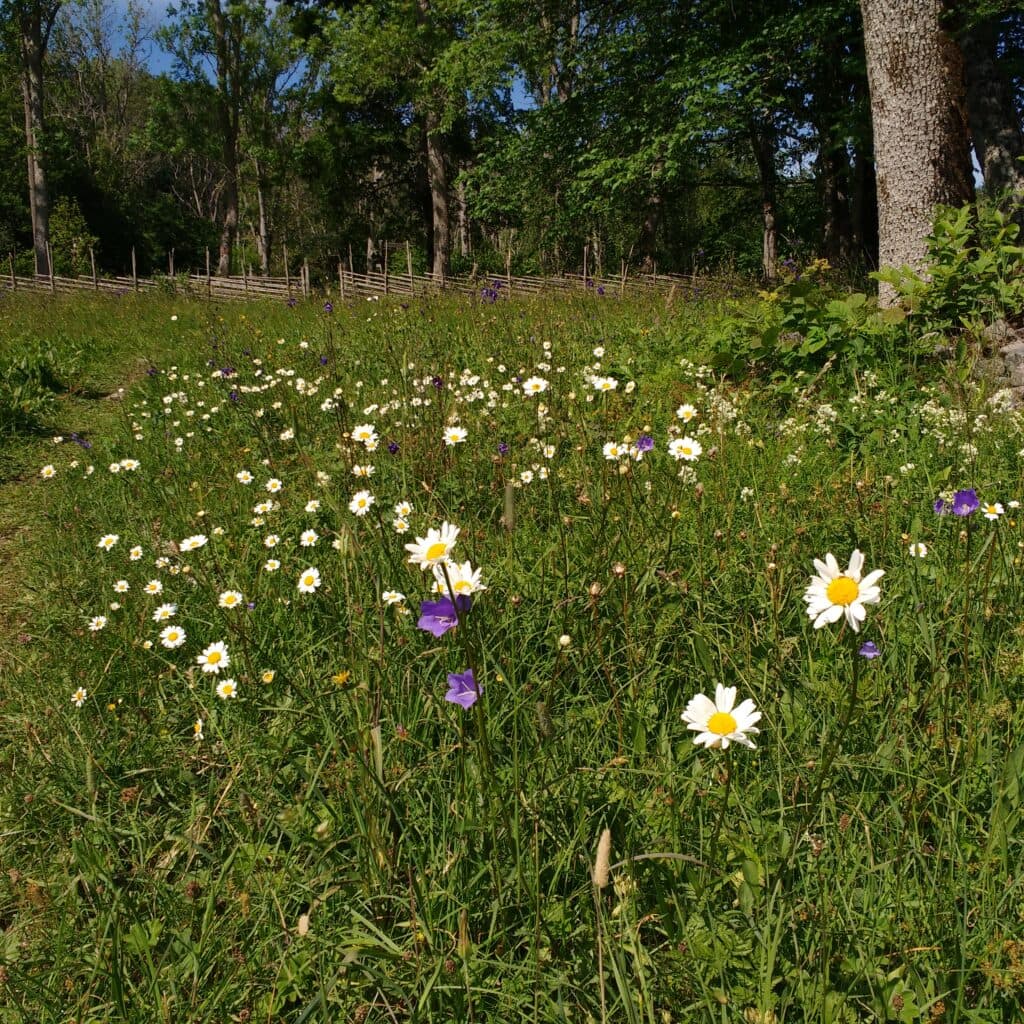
xmin=349 ymin=490 xmax=375 ymax=516
xmin=803 ymin=550 xmax=884 ymax=632
xmin=297 ymin=567 xmax=321 ymax=593
xmin=682 ymin=684 xmax=761 ymax=750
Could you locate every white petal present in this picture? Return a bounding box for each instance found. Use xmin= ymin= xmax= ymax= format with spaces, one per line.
xmin=860 ymin=569 xmax=884 ymax=589
xmin=814 ymin=604 xmax=844 ymax=628
xmin=715 ymin=684 xmax=737 ymax=713
xmin=824 ymin=553 xmax=840 ymax=577
xmin=847 ymin=549 xmax=864 ymax=579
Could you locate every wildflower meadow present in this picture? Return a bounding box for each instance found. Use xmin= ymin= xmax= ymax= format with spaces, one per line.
xmin=2 ymin=284 xmax=1024 ymax=1022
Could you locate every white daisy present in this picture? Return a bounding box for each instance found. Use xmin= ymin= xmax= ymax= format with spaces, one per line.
xmin=682 ymin=684 xmax=761 ymax=749
xmin=982 ymin=501 xmax=1004 ymax=521
xmin=152 ymin=603 xmax=177 ymax=621
xmin=382 ymin=590 xmax=406 ymax=605
xmin=394 ymin=501 xmax=412 ymax=517
xmin=40 ymin=464 xmax=56 ymax=479
xmin=405 ymin=522 xmax=459 ymax=569
xmin=179 ymin=535 xmax=208 ymax=552
xmin=803 ymin=550 xmax=884 ymax=632
xmin=216 ymin=678 xmax=239 ymax=699
xmin=297 ymin=567 xmax=321 ymax=593
xmin=443 ymin=426 xmax=468 ymax=446
xmin=668 ymin=437 xmax=702 ymax=461
xmin=98 ymin=534 xmax=119 ymax=550
xmin=113 ymin=580 xmax=130 ymax=593
xmin=305 ymin=499 xmax=321 ymax=513
xmin=265 ymin=478 xmax=283 ymax=493
xmin=523 ymin=376 xmax=549 ymax=395
xmin=676 ymin=404 xmax=698 ymax=423
xmin=349 ymin=490 xmax=375 ymax=516
xmin=236 ymin=469 xmax=253 ymax=483
xmin=72 ymin=687 xmax=88 ymax=708
xmin=88 ymin=615 xmax=108 ymax=632
xmin=160 ymin=624 xmax=186 ymax=648
xmin=144 ymin=579 xmax=163 ymax=595
xmin=264 ymin=559 xmax=281 ymax=572
xmin=218 ymin=590 xmax=243 ymax=609
xmin=908 ymin=542 xmax=928 ymax=558
xmin=197 ymin=640 xmax=230 ymax=674
xmin=603 ymin=441 xmax=624 ymax=460
xmin=300 ymin=529 xmax=318 ymax=547
xmin=129 ymin=545 xmax=143 ymax=561
xmin=352 ymin=424 xmax=377 ymax=445
xmin=433 ymin=559 xmax=486 ymax=597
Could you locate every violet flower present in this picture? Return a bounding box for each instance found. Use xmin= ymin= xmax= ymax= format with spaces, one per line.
xmin=417 ymin=595 xmax=471 ymax=638
xmin=445 ymin=669 xmax=480 ymax=708
xmin=935 ymin=488 xmax=979 ymax=516
xmin=858 ymin=641 xmax=880 ymax=659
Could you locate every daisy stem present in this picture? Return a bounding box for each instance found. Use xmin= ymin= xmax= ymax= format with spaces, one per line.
xmin=708 ymin=748 xmax=733 ymax=865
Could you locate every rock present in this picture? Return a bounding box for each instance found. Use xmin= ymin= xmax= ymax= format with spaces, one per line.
xmin=999 ymin=339 xmax=1024 ymax=368
xmin=972 ymin=356 xmax=1009 ymax=383
xmin=983 ymin=319 xmax=1013 ymax=347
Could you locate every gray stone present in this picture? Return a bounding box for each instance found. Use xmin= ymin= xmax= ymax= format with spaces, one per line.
xmin=972 ymin=356 xmax=1009 ymax=383
xmin=999 ymin=340 xmax=1024 ymax=368
xmin=983 ymin=319 xmax=1013 ymax=346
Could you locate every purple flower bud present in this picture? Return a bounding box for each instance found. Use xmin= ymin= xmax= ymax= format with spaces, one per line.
xmin=323 ymin=302 xmax=333 ymax=313
xmin=858 ymin=641 xmax=880 ymax=659
xmin=387 ymin=441 xmax=400 ymax=454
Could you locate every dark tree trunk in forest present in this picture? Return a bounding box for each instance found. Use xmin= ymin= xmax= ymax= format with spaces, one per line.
xmin=851 ymin=142 xmax=879 ymax=268
xmin=18 ymin=1 xmax=60 ymax=278
xmin=860 ymin=0 xmax=974 ymax=304
xmin=209 ymin=0 xmax=240 ymax=277
xmin=424 ymin=108 xmax=450 ymax=280
xmin=819 ymin=143 xmax=853 ymax=267
xmin=254 ymin=162 xmax=271 ymax=275
xmin=751 ymin=126 xmax=778 ymax=280
xmin=961 ymin=19 xmax=1024 ymax=213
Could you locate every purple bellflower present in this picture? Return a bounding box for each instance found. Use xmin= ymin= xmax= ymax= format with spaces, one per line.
xmin=445 ymin=669 xmax=480 ymax=708
xmin=417 ymin=595 xmax=471 ymax=638
xmin=934 ymin=488 xmax=979 ymax=516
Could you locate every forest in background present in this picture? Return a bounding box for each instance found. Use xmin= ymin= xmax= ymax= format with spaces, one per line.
xmin=0 ymin=0 xmax=1022 ymax=284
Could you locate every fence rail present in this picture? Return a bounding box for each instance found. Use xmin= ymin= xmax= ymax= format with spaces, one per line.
xmin=2 ymin=265 xmax=708 ymax=303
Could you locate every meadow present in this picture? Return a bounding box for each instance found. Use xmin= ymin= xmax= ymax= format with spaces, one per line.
xmin=1 ymin=282 xmax=1023 ymax=1023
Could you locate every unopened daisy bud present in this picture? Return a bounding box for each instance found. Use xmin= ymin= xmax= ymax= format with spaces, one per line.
xmin=612 ymin=562 xmax=626 ymax=578
xmin=589 ymin=581 xmax=602 ymax=598
xmin=558 ymin=634 xmax=572 ymax=648
xmin=592 ymin=828 xmax=612 ymax=889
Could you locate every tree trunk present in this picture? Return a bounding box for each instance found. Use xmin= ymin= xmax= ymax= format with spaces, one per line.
xmin=209 ymin=0 xmax=239 ymax=277
xmin=254 ymin=164 xmax=271 ymax=275
xmin=424 ymin=107 xmax=450 ymax=280
xmin=819 ymin=143 xmax=854 ymax=267
xmin=860 ymin=0 xmax=975 ymax=305
xmin=751 ymin=126 xmax=778 ymax=281
xmin=961 ymin=18 xmax=1024 ymax=211
xmin=456 ymin=171 xmax=470 ymax=257
xmin=19 ymin=3 xmax=58 ymax=279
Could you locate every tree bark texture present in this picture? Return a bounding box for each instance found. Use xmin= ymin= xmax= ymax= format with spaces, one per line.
xmin=860 ymin=0 xmax=974 ymax=304
xmin=751 ymin=126 xmax=778 ymax=281
xmin=19 ymin=1 xmax=60 ymax=278
xmin=424 ymin=108 xmax=450 ymax=280
xmin=961 ymin=19 xmax=1024 ymax=210
xmin=209 ymin=0 xmax=240 ymax=277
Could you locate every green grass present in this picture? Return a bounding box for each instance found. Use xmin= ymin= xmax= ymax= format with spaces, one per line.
xmin=1 ymin=288 xmax=1023 ymax=1022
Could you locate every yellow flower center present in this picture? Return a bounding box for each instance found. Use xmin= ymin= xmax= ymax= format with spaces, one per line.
xmin=425 ymin=542 xmax=448 ymax=561
xmin=303 ymin=575 xmax=315 ymax=587
xmin=208 ymin=651 xmax=221 ymax=665
xmin=454 ymin=580 xmax=472 ymax=593
xmin=707 ymin=711 xmax=737 ymax=736
xmin=826 ymin=576 xmax=859 ymax=606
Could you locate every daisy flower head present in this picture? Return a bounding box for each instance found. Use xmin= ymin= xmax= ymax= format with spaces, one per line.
xmin=160 ymin=624 xmax=186 ymax=648
xmin=263 ymin=534 xmax=280 ymax=548
xmin=592 ymin=376 xmax=618 ymax=393
xmin=113 ymin=579 xmax=130 ymax=593
xmin=804 ymin=550 xmax=884 ymax=632
xmin=72 ymin=687 xmax=88 ymax=708
xmin=405 ymin=522 xmax=459 ymax=570
xmin=382 ymin=590 xmax=406 ymax=605
xmin=393 ymin=517 xmax=410 ymax=533
xmin=179 ymin=534 xmax=208 ymax=552
xmin=265 ymin=478 xmax=283 ymax=493
xmin=443 ymin=425 xmax=468 ymax=446
xmin=352 ymin=424 xmax=377 ymax=446
xmin=433 ymin=559 xmax=486 ymax=597
xmin=603 ymin=441 xmax=625 ymax=461
xmin=351 ymin=464 xmax=375 ymax=478
xmin=40 ymin=464 xmax=56 ymax=479
xmin=300 ymin=529 xmax=318 ymax=547
xmin=263 ymin=558 xmax=281 ymax=572
xmin=297 ymin=567 xmax=321 ymax=593
xmin=305 ymin=499 xmax=321 ymax=513
xmin=908 ymin=542 xmax=928 ymax=558
xmin=152 ymin=602 xmax=177 ymax=621
xmin=98 ymin=534 xmax=119 ymax=551
xmin=193 ymin=718 xmax=204 ymax=741
xmin=982 ymin=501 xmax=1004 ymax=521
xmin=668 ymin=437 xmax=702 ymax=462
xmin=218 ymin=590 xmax=243 ymax=609
xmin=89 ymin=615 xmax=108 ymax=632
xmin=197 ymin=640 xmax=229 ymax=674
xmin=395 ymin=501 xmax=412 ymax=517
xmin=523 ymin=376 xmax=549 ymax=396
xmin=261 ymin=669 xmax=275 ymax=683
xmin=235 ymin=469 xmax=253 ymax=484
xmin=144 ymin=579 xmax=163 ymax=595
xmin=349 ymin=490 xmax=375 ymax=516
xmin=216 ymin=678 xmax=239 ymax=699
xmin=676 ymin=404 xmax=698 ymax=423
xmin=682 ymin=684 xmax=761 ymax=749
xmin=129 ymin=545 xmax=143 ymax=561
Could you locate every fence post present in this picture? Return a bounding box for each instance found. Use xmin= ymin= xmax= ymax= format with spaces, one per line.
xmin=48 ymin=243 xmax=56 ymax=292
xmin=338 ymin=261 xmax=345 ymax=301
xmin=620 ymin=259 xmax=627 ymax=299
xmin=9 ymin=253 xmax=15 ymax=290
xmin=582 ymin=244 xmax=589 ymax=288
xmin=132 ymin=247 xmax=138 ymax=292
xmin=505 ymin=248 xmax=511 ymax=292
xmin=206 ymin=247 xmax=211 ymax=295
xmin=243 ymin=262 xmax=249 ymax=295
xmin=348 ymin=244 xmax=354 ymax=275
xmin=406 ymin=240 xmax=413 ymax=282
xmin=89 ymin=247 xmax=98 ymax=290
xmin=284 ymin=246 xmax=291 ymax=296
xmin=169 ymin=248 xmax=175 ymax=278
xmin=302 ymin=259 xmax=309 ymax=298
xmin=383 ymin=241 xmax=389 ymax=295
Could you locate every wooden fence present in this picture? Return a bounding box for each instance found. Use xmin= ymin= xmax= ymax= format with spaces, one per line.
xmin=1 ymin=262 xmax=709 ymax=304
